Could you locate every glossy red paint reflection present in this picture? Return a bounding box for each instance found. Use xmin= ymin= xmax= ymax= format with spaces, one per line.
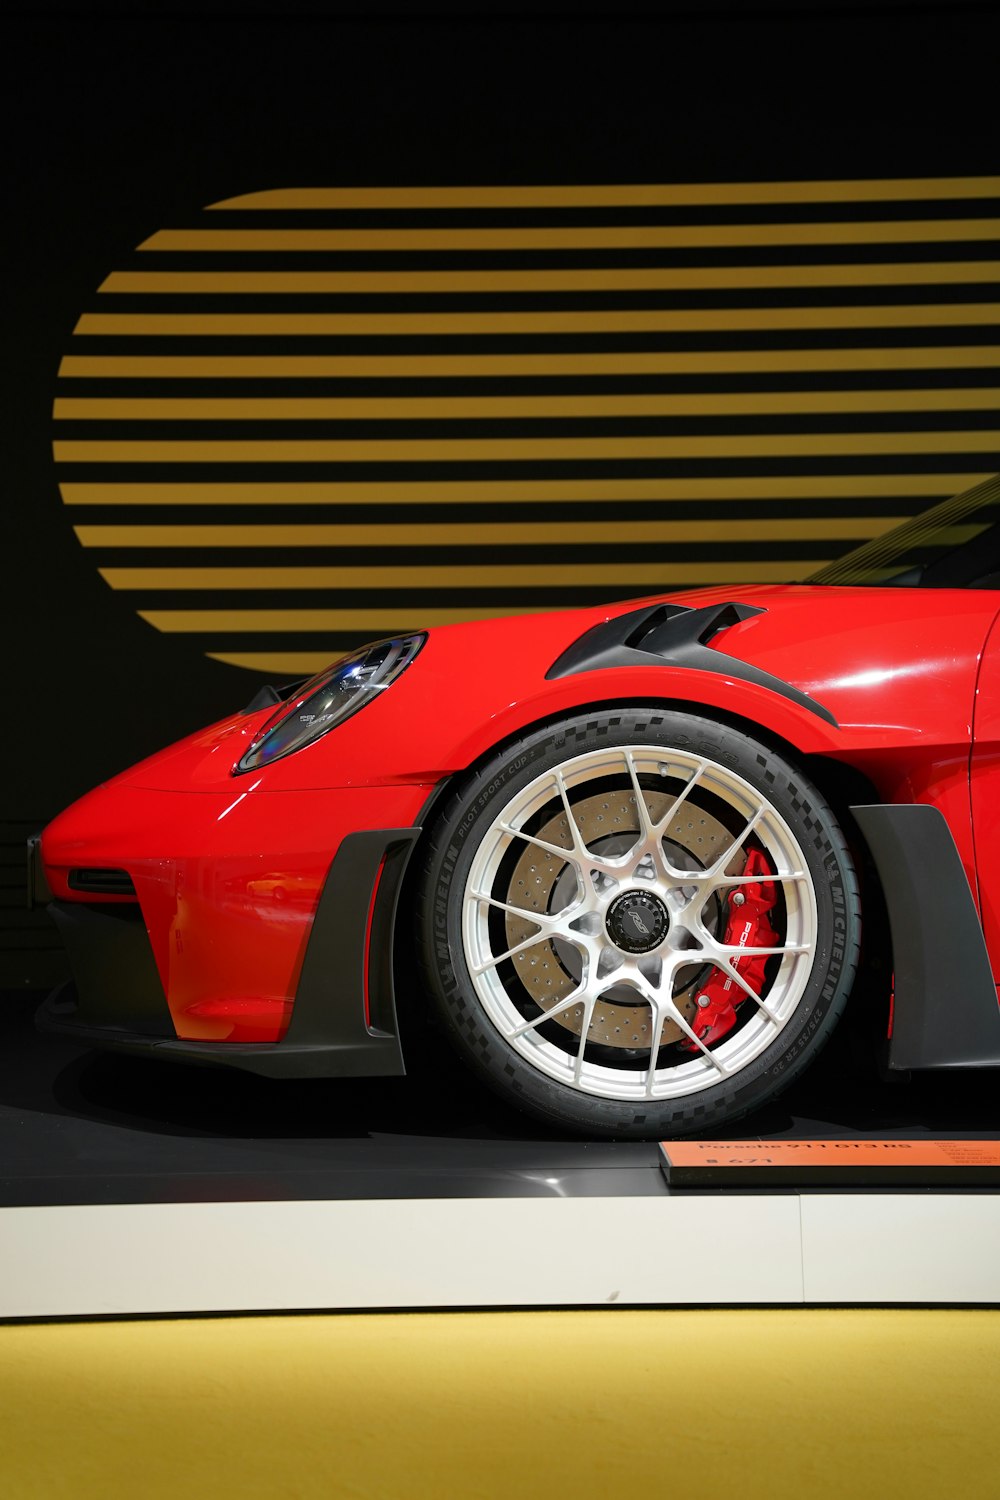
xmin=42 ymin=581 xmax=1000 ymax=1040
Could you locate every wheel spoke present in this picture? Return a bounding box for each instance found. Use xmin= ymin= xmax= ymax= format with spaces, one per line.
xmin=704 ymin=953 xmax=785 ymax=1024
xmin=643 ymin=997 xmax=727 ymax=1094
xmin=624 ymin=750 xmax=656 ymax=838
xmin=550 ymin=767 xmax=635 ymax=876
xmin=572 ymin=990 xmax=602 ymax=1083
xmin=616 ymin=960 xmax=731 ymax=1095
xmin=750 ymin=995 xmax=782 ymax=1027
xmin=470 ymin=890 xmax=564 ymax=927
xmin=553 ymin=767 xmax=592 ymax=862
xmin=510 ymin=982 xmax=588 ymax=1039
xmin=469 ymin=884 xmax=590 ymax=975
xmin=470 ymin=932 xmax=552 ymax=975
xmin=624 ymin=750 xmax=680 ymax=880
xmin=650 ymin=759 xmax=709 ymax=835
xmin=498 ymin=821 xmax=576 ymax=866
xmin=662 ymin=988 xmax=729 ymax=1074
xmin=705 ymin=806 xmax=764 ymax=878
xmin=712 ymin=943 xmax=810 ymax=958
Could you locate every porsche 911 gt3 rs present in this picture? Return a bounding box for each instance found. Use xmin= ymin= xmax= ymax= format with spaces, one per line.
xmin=31 ymin=474 xmax=1000 ymax=1137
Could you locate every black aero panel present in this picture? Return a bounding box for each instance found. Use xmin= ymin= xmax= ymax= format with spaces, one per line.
xmin=280 ymin=827 xmax=419 ymax=1075
xmin=44 ymin=902 xmax=174 ymax=1037
xmin=547 ymin=600 xmax=838 ymax=727
xmin=852 ymin=803 xmax=1000 ymax=1070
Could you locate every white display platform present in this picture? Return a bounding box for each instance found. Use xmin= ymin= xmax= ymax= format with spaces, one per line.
xmin=2 ymin=1191 xmax=998 ymax=1318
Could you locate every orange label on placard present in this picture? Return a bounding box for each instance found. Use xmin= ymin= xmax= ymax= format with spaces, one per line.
xmin=661 ymin=1139 xmax=1000 ymax=1168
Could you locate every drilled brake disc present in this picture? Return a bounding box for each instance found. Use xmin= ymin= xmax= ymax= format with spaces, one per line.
xmin=503 ymin=787 xmax=744 ymax=1049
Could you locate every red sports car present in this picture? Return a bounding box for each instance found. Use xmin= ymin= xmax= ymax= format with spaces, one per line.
xmin=31 ymin=475 xmax=1000 ymax=1138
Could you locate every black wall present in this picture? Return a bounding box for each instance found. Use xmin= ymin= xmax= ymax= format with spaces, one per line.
xmin=5 ymin=1 xmax=999 ymax=981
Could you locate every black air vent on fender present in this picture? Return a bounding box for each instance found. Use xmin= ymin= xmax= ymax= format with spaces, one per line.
xmin=546 ymin=599 xmax=837 ymax=727
xmin=68 ymin=868 xmax=137 ymax=897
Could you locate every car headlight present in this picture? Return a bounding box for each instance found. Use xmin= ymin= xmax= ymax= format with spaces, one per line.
xmin=233 ymin=634 xmax=425 ymax=775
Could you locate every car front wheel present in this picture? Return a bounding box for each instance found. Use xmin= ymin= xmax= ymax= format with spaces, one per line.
xmin=418 ymin=709 xmax=861 ymax=1138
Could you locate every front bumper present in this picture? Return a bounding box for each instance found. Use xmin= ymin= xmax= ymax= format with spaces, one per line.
xmin=38 ymin=779 xmax=430 ymax=1041
xmin=36 ymin=826 xmax=420 ymax=1078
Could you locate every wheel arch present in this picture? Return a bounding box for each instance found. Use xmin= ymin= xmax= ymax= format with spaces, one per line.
xmin=420 ymin=692 xmax=882 ymax=835
xmin=403 ymin=697 xmax=864 ymax=1136
xmin=394 ymin=694 xmax=881 ymax=1041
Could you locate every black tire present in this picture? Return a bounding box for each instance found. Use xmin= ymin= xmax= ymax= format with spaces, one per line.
xmin=417 ymin=708 xmax=861 ymax=1138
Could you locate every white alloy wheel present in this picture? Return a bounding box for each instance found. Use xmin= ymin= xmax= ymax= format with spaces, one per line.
xmin=420 ymin=710 xmax=860 ymax=1137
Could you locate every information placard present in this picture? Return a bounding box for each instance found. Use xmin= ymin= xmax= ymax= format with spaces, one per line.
xmin=659 ymin=1139 xmax=1000 ymax=1188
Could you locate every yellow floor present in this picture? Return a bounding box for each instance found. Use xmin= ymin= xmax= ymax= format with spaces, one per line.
xmin=1 ymin=1308 xmax=998 ymax=1498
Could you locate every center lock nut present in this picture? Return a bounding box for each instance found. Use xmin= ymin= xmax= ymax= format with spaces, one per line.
xmin=605 ymin=889 xmax=670 ymax=955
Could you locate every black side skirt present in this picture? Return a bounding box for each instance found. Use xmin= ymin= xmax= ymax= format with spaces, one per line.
xmin=38 ymin=827 xmax=419 ymax=1079
xmin=852 ymin=803 xmax=1000 ymax=1070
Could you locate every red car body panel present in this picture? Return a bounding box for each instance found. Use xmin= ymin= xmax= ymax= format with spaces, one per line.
xmin=40 ymin=582 xmax=1000 ymax=1043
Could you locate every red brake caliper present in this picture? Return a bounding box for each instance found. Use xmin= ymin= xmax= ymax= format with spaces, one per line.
xmin=681 ymin=847 xmax=778 ymax=1050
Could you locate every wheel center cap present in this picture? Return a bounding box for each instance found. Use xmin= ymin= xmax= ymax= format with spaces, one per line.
xmin=605 ymin=890 xmax=669 ymax=954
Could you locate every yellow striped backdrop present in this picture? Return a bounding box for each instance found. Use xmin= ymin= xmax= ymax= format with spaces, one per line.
xmin=54 ymin=177 xmax=1000 ymax=675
